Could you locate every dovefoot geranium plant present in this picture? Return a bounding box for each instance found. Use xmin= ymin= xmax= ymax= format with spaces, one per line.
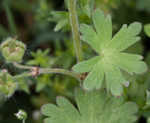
xmin=0 ymin=0 xmax=150 ymax=123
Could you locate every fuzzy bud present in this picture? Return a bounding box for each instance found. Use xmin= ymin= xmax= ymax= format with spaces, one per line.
xmin=0 ymin=37 xmax=26 ymax=63
xmin=0 ymin=69 xmax=17 ymax=97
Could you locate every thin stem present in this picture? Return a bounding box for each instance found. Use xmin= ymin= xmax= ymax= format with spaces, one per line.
xmin=68 ymin=0 xmax=82 ymax=62
xmin=13 ymin=72 xmax=32 ymax=80
xmin=23 ymin=120 xmax=25 ymax=123
xmin=3 ymin=1 xmax=17 ymax=34
xmin=13 ymin=62 xmax=81 ymax=82
xmin=13 ymin=62 xmax=34 ymax=69
xmin=39 ymin=68 xmax=81 ymax=82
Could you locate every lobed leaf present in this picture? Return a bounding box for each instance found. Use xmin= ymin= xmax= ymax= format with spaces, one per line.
xmin=106 ymin=22 xmax=142 ymax=52
xmin=73 ymin=9 xmax=147 ymax=96
xmin=41 ymin=89 xmax=138 ymax=123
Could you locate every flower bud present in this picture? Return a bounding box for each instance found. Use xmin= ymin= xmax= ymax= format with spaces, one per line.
xmin=15 ymin=109 xmax=27 ymax=120
xmin=0 ymin=69 xmax=17 ymax=97
xmin=0 ymin=37 xmax=26 ymax=63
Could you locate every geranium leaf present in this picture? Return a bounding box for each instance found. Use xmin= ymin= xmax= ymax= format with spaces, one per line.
xmin=73 ymin=9 xmax=147 ymax=96
xmin=41 ymin=89 xmax=138 ymax=123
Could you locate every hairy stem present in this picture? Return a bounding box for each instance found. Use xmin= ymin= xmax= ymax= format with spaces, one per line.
xmin=39 ymin=68 xmax=81 ymax=81
xmin=68 ymin=0 xmax=82 ymax=62
xmin=13 ymin=62 xmax=33 ymax=69
xmin=13 ymin=62 xmax=81 ymax=82
xmin=13 ymin=72 xmax=32 ymax=79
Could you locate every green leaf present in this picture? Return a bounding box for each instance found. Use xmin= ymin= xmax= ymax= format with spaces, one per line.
xmin=48 ymin=11 xmax=69 ymax=32
xmin=80 ymin=24 xmax=100 ymax=52
xmin=27 ymin=49 xmax=54 ymax=67
xmin=18 ymin=78 xmax=30 ymax=94
xmin=83 ymin=63 xmax=104 ymax=90
xmin=73 ymin=9 xmax=147 ymax=96
xmin=93 ymin=9 xmax=112 ymax=46
xmin=54 ymin=19 xmax=68 ymax=32
xmin=78 ymin=0 xmax=95 ymax=17
xmin=41 ymin=89 xmax=138 ymax=123
xmin=72 ymin=56 xmax=100 ymax=73
xmin=144 ymin=24 xmax=150 ymax=37
xmin=106 ymin=22 xmax=142 ymax=52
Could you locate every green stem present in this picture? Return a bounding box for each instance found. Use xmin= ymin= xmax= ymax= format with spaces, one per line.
xmin=23 ymin=120 xmax=25 ymax=123
xmin=13 ymin=62 xmax=34 ymax=69
xmin=3 ymin=1 xmax=17 ymax=34
xmin=13 ymin=62 xmax=81 ymax=82
xmin=13 ymin=72 xmax=32 ymax=80
xmin=39 ymin=68 xmax=81 ymax=82
xmin=68 ymin=0 xmax=82 ymax=62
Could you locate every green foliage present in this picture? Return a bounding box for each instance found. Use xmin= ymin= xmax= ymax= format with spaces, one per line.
xmin=137 ymin=0 xmax=150 ymax=12
xmin=48 ymin=0 xmax=92 ymax=32
xmin=27 ymin=49 xmax=54 ymax=92
xmin=35 ymin=74 xmax=51 ymax=92
xmin=17 ymin=77 xmax=30 ymax=94
xmin=54 ymin=40 xmax=75 ymax=69
xmin=0 ymin=0 xmax=150 ymax=122
xmin=49 ymin=11 xmax=69 ymax=32
xmin=144 ymin=24 xmax=150 ymax=37
xmin=73 ymin=9 xmax=147 ymax=96
xmin=27 ymin=49 xmax=55 ymax=67
xmin=124 ymin=73 xmax=150 ymax=108
xmin=42 ymin=89 xmax=138 ymax=123
xmin=35 ymin=0 xmax=52 ymax=21
xmin=78 ymin=0 xmax=94 ymax=17
xmin=144 ymin=90 xmax=150 ymax=109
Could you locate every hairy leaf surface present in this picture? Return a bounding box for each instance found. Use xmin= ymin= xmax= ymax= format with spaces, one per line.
xmin=73 ymin=9 xmax=147 ymax=96
xmin=42 ymin=89 xmax=138 ymax=123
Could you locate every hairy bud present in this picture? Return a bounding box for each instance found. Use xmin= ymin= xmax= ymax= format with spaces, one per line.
xmin=0 ymin=69 xmax=17 ymax=97
xmin=0 ymin=37 xmax=26 ymax=63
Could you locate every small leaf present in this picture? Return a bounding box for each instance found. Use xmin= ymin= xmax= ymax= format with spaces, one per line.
xmin=54 ymin=19 xmax=68 ymax=32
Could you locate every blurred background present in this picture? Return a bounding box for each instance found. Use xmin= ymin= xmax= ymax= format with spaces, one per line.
xmin=0 ymin=0 xmax=150 ymax=122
